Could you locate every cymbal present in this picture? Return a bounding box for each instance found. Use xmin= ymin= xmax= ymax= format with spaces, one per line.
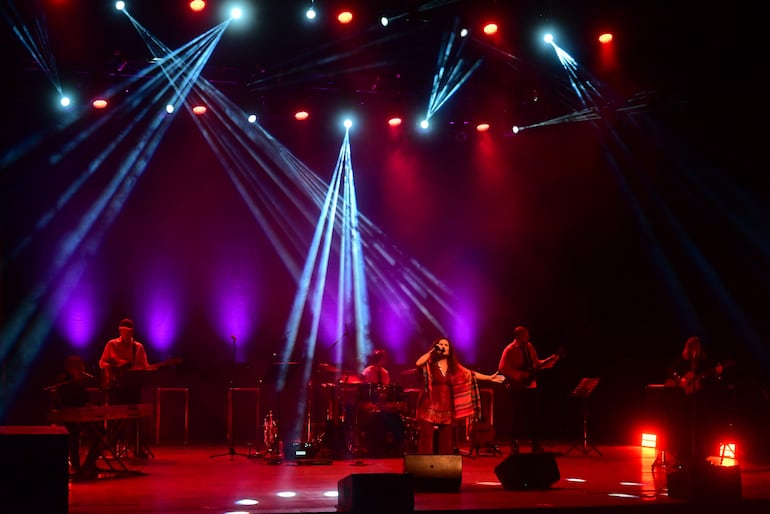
xmin=400 ymin=368 xmax=418 ymax=375
xmin=318 ymin=362 xmax=339 ymax=373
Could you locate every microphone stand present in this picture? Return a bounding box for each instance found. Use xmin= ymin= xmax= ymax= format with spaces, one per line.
xmin=210 ymin=336 xmax=251 ymax=460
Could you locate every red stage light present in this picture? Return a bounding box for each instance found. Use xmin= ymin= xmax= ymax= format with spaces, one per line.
xmin=387 ymin=117 xmax=402 ymax=127
xmin=476 ymin=123 xmax=490 ymax=132
xmin=92 ymin=99 xmax=108 ymax=109
xmin=294 ymin=110 xmax=309 ymax=121
xmin=192 ymin=105 xmax=207 ymax=115
xmin=598 ymin=33 xmax=613 ymax=44
xmin=483 ymin=23 xmax=498 ymax=36
xmin=189 ymin=0 xmax=205 ymax=13
xmin=338 ymin=11 xmax=353 ymax=24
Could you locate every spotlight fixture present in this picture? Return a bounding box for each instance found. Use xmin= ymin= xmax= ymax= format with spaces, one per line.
xmin=306 ymin=1 xmax=316 ymax=20
xmin=189 ymin=0 xmax=206 ymax=13
xmin=482 ymin=23 xmax=498 ymax=36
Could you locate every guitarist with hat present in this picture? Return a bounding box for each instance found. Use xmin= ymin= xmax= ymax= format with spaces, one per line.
xmin=99 ymin=317 xmax=152 ymax=459
xmin=498 ymin=326 xmax=562 ymax=454
xmin=99 ymin=318 xmax=150 ymax=403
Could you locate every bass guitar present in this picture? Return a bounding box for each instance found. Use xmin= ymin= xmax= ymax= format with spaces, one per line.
xmin=100 ymin=357 xmax=183 ymax=390
xmin=504 ymin=347 xmax=566 ymax=391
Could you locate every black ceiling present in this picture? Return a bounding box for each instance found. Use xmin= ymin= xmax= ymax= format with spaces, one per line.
xmin=3 ymin=0 xmax=694 ymax=131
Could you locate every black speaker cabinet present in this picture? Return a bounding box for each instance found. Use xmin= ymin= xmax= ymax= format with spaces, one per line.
xmin=667 ymin=461 xmax=742 ymax=500
xmin=337 ymin=473 xmax=414 ymax=513
xmin=403 ymin=453 xmax=463 ymax=492
xmin=0 ymin=425 xmax=70 ymax=514
xmin=494 ymin=452 xmax=560 ymax=490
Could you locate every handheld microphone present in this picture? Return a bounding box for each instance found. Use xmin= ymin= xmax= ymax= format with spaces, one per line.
xmin=433 ymin=344 xmax=443 ymax=354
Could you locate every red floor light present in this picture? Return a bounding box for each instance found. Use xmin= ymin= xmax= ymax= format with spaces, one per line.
xmin=641 ymin=433 xmax=657 ymax=448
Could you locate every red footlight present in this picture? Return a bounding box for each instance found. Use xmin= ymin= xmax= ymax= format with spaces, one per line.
xmin=387 ymin=117 xmax=402 ymax=127
xmin=294 ymin=110 xmax=309 ymax=121
xmin=192 ymin=105 xmax=207 ymax=115
xmin=92 ymin=99 xmax=108 ymax=109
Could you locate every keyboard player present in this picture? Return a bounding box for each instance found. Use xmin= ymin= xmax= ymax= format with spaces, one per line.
xmin=45 ymin=355 xmax=98 ymax=476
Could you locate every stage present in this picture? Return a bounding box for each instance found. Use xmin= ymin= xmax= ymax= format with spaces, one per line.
xmin=57 ymin=441 xmax=770 ymax=514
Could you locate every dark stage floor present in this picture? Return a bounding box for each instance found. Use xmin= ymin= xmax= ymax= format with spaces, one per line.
xmin=49 ymin=440 xmax=770 ymax=514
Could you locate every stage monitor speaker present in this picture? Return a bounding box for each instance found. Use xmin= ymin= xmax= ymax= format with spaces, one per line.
xmin=494 ymin=452 xmax=560 ymax=490
xmin=0 ymin=425 xmax=70 ymax=513
xmin=403 ymin=453 xmax=462 ymax=492
xmin=337 ymin=473 xmax=414 ymax=513
xmin=667 ymin=461 xmax=742 ymax=500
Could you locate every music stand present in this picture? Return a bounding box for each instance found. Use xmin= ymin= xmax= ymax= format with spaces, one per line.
xmin=565 ymin=377 xmax=602 ymax=456
xmin=210 ymin=336 xmax=251 ymax=460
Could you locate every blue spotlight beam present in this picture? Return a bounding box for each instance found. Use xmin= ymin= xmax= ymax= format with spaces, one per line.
xmin=2 ymin=0 xmax=62 ymax=93
xmin=425 ymin=19 xmax=482 ymax=121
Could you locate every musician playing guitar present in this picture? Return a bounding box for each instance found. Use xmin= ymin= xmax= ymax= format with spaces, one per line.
xmin=498 ymin=326 xmax=563 ymax=453
xmin=665 ymin=335 xmax=732 ymax=464
xmin=667 ymin=336 xmax=728 ymax=395
xmin=99 ymin=317 xmax=181 ymax=399
xmin=99 ymin=318 xmax=151 ymax=400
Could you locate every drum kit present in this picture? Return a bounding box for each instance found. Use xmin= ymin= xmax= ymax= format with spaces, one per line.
xmin=301 ymin=364 xmax=422 ymax=458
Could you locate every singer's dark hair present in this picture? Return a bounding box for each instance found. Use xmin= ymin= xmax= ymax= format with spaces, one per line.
xmin=431 ymin=336 xmax=460 ymax=374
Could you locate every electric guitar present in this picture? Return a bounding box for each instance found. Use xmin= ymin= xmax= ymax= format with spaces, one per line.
xmin=503 ymin=347 xmax=566 ymax=391
xmin=100 ymin=357 xmax=183 ymax=390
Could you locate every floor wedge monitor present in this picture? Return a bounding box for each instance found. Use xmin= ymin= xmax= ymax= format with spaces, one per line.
xmin=337 ymin=473 xmax=414 ymax=513
xmin=494 ymin=452 xmax=560 ymax=490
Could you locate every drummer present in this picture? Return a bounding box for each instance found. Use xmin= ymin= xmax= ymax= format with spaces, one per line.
xmin=362 ymin=349 xmax=391 ymax=385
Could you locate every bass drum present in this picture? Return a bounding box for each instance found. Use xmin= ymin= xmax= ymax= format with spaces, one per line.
xmin=359 ymin=411 xmax=405 ymax=458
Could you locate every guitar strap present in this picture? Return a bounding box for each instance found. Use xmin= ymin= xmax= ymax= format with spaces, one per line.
xmin=521 ymin=344 xmax=532 ymax=371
